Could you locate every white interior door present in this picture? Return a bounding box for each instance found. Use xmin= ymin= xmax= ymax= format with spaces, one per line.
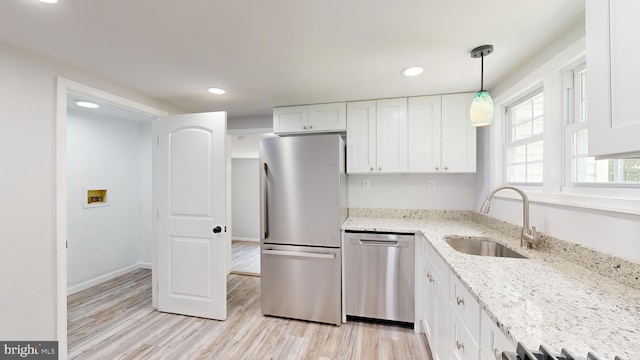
xmin=155 ymin=111 xmax=228 ymax=320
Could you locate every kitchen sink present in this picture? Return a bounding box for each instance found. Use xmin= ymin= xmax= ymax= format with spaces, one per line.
xmin=443 ymin=236 xmax=527 ymax=259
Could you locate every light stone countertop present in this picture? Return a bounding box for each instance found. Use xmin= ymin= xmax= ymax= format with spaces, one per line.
xmin=342 ymin=217 xmax=640 ymax=359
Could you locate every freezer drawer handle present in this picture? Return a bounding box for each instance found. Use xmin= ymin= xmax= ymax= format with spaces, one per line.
xmin=262 ymin=249 xmax=336 ymax=259
xmin=359 ymin=239 xmax=399 ymax=246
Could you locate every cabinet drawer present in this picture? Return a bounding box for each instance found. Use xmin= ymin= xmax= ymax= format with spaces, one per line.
xmin=450 ymin=273 xmax=480 ymax=341
xmin=451 ymin=308 xmax=480 ymax=360
xmin=480 ymin=310 xmax=514 ymax=360
xmin=424 ymin=240 xmax=449 ymax=286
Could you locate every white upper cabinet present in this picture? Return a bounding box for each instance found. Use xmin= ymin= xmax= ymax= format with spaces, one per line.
xmin=408 ymin=96 xmax=442 ymax=172
xmin=273 ymin=102 xmax=346 ymax=134
xmin=407 ymin=93 xmax=476 ymax=173
xmin=586 ymin=0 xmax=640 ymax=157
xmin=376 ymin=98 xmax=408 ymax=173
xmin=441 ymin=93 xmax=476 ymax=173
xmin=308 ymin=102 xmax=346 ymax=132
xmin=347 ymin=99 xmax=408 ymax=173
xmin=346 ymin=101 xmax=377 ymax=173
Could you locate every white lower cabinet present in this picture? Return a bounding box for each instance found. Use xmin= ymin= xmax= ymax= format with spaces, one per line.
xmin=422 ymin=236 xmax=450 ymax=360
xmin=421 ymin=239 xmax=514 ymax=360
xmin=451 ymin=308 xmax=480 ymax=360
xmin=480 ymin=310 xmax=515 ymax=360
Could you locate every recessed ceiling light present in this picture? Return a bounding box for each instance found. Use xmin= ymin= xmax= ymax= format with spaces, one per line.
xmin=402 ymin=66 xmax=424 ymax=77
xmin=207 ymin=87 xmax=226 ymax=95
xmin=40 ymin=0 xmax=59 ymax=3
xmin=76 ymin=101 xmax=99 ymax=109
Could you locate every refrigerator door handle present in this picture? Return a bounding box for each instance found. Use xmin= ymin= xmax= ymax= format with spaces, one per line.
xmin=262 ymin=162 xmax=269 ymax=239
xmin=262 ymin=249 xmax=336 ymax=259
xmin=359 ymin=239 xmax=399 ymax=246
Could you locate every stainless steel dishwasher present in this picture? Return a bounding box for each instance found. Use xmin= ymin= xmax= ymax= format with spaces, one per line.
xmin=344 ymin=231 xmax=415 ymax=323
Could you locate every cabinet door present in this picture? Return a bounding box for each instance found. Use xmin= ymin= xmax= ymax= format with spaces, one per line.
xmin=308 ymin=102 xmax=346 ymax=132
xmin=423 ymin=264 xmax=437 ymax=344
xmin=480 ymin=310 xmax=514 ymax=360
xmin=586 ymin=0 xmax=640 ymax=157
xmin=347 ymin=101 xmax=377 ymax=173
xmin=273 ymin=105 xmax=309 ymax=134
xmin=408 ymin=96 xmax=442 ymax=172
xmin=435 ymin=279 xmax=450 ymax=360
xmin=376 ymin=98 xmax=408 ymax=173
xmin=441 ymin=93 xmax=476 ymax=173
xmin=451 ymin=308 xmax=480 ymax=360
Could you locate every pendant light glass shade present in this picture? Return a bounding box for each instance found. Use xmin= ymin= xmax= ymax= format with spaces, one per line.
xmin=470 ymin=90 xmax=493 ymax=127
xmin=470 ymin=45 xmax=494 ymax=127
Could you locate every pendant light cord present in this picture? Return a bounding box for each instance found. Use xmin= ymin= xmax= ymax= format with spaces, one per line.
xmin=480 ymin=54 xmax=484 ymax=91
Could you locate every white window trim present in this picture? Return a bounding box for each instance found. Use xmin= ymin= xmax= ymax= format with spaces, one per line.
xmin=489 ymin=36 xmax=640 ymax=216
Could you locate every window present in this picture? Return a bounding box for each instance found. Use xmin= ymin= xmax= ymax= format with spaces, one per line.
xmin=505 ymin=90 xmax=544 ymax=183
xmin=566 ymin=67 xmax=640 ymax=185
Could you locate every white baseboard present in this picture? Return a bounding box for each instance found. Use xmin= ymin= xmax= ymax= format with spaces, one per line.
xmin=232 ymin=237 xmax=260 ymax=242
xmin=67 ymin=262 xmax=151 ymax=295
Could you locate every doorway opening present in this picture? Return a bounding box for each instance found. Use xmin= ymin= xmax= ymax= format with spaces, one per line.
xmin=55 ymin=78 xmax=167 ymax=358
xmin=228 ymin=131 xmax=275 ymax=276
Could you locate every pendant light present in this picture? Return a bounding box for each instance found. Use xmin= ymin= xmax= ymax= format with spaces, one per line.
xmin=470 ymin=45 xmax=494 ymax=127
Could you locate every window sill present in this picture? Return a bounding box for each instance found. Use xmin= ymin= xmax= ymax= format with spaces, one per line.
xmin=490 ymin=188 xmax=640 ymax=216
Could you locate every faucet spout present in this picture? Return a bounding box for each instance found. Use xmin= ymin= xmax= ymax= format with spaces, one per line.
xmin=480 ymin=185 xmax=539 ymax=249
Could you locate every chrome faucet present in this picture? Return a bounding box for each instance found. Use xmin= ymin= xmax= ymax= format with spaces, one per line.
xmin=480 ymin=185 xmax=540 ymax=249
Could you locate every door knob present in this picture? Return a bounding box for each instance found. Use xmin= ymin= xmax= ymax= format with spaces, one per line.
xmin=213 ymin=226 xmax=222 ymax=233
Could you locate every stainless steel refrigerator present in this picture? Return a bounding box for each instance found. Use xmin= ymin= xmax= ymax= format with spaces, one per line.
xmin=259 ymin=134 xmax=347 ymax=325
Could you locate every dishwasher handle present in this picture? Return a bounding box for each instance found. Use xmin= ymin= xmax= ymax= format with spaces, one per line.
xmin=262 ymin=249 xmax=336 ymax=259
xmin=359 ymin=239 xmax=399 ymax=246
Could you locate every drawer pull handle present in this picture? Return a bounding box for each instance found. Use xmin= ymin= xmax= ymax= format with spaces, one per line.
xmin=456 ymin=297 xmax=464 ymax=305
xmin=456 ymin=341 xmax=464 ymax=350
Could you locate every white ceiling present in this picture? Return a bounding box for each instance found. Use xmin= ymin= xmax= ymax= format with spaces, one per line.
xmin=1 ymin=1 xmax=584 ymax=121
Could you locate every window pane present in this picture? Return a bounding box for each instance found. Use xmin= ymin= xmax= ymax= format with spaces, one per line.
xmin=514 ymin=121 xmax=532 ymax=140
xmin=572 ymin=129 xmax=588 ymax=155
xmin=532 ymin=116 xmax=543 ymax=136
xmin=579 ymin=72 xmax=587 ymax=123
xmin=527 ymin=162 xmax=543 ymax=182
xmin=533 ymin=94 xmax=544 ymax=118
xmin=508 ymin=145 xmax=527 ymax=164
xmin=506 ymin=90 xmax=544 ymax=184
xmin=507 ymin=164 xmax=527 ymax=182
xmin=514 ymin=103 xmax=532 ymax=124
xmin=527 ymin=141 xmax=543 ymax=162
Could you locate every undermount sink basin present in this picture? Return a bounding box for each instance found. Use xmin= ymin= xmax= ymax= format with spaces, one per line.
xmin=443 ymin=236 xmax=527 ymax=259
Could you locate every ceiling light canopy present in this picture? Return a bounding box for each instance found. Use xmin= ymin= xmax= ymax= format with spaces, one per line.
xmin=76 ymin=101 xmax=99 ymax=109
xmin=207 ymin=87 xmax=226 ymax=95
xmin=402 ymin=66 xmax=424 ymax=77
xmin=469 ymin=45 xmax=494 ymax=127
xmin=40 ymin=0 xmax=58 ymax=3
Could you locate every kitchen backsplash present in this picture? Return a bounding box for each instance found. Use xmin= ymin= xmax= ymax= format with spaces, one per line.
xmin=348 ymin=208 xmax=640 ymax=291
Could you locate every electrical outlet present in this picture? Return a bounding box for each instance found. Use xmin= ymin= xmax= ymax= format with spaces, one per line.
xmin=362 ymin=179 xmax=370 ymax=190
xmin=428 ymin=180 xmax=436 ymax=191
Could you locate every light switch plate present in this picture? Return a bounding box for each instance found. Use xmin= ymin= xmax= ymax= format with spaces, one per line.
xmin=428 ymin=180 xmax=436 ymax=191
xmin=362 ymin=179 xmax=370 ymax=190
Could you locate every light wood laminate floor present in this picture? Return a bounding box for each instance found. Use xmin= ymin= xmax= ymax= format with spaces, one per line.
xmin=68 ymin=269 xmax=430 ymax=359
xmin=231 ymin=240 xmax=260 ymax=276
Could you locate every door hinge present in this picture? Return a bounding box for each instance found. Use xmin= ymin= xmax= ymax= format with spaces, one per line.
xmin=157 ymin=136 xmax=160 ymax=147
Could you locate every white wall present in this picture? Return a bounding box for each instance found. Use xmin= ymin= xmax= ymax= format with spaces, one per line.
xmin=139 ymin=122 xmax=153 ymax=263
xmin=348 ymin=174 xmax=477 ymax=210
xmin=0 ymin=42 xmax=181 ymax=341
xmin=231 ymin=158 xmax=260 ymax=241
xmin=66 ymin=110 xmax=152 ymax=290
